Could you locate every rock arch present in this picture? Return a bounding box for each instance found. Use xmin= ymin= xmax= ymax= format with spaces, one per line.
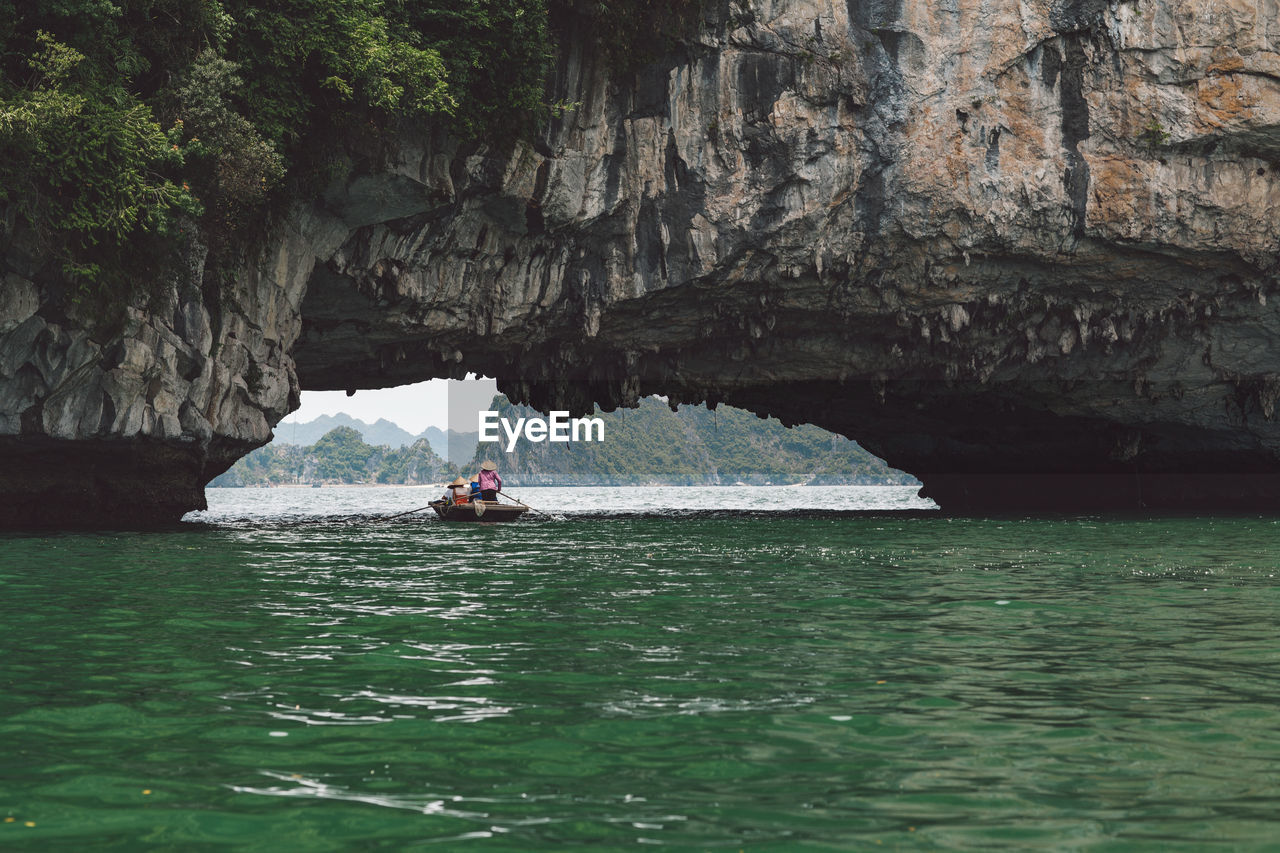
xmin=5 ymin=0 xmax=1280 ymax=525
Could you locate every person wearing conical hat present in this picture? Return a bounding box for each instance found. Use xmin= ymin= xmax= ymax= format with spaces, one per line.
xmin=446 ymin=476 xmax=470 ymax=505
xmin=476 ymin=460 xmax=502 ymax=502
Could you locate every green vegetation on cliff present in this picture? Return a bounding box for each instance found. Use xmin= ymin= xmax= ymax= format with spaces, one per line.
xmin=211 ymin=425 xmax=455 ymax=486
xmin=0 ymin=0 xmax=713 ymax=304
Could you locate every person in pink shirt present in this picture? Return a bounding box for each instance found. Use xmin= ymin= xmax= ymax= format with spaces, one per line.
xmin=476 ymin=460 xmax=502 ymax=501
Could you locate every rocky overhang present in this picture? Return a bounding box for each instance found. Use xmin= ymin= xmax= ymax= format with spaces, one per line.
xmin=4 ymin=0 xmax=1280 ymax=524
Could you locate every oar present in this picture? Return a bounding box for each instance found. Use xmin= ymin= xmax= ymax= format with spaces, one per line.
xmin=497 ymin=490 xmax=553 ymax=518
xmin=376 ymin=502 xmax=437 ymax=522
xmin=277 ymin=498 xmax=442 ymax=526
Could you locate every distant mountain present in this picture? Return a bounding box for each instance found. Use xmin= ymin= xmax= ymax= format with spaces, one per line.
xmin=419 ymin=425 xmax=447 ymax=457
xmin=213 ymin=400 xmax=918 ymax=488
xmin=210 ymin=427 xmax=455 ymax=487
xmin=418 ymin=426 xmax=480 ymax=465
xmin=274 ymin=414 xmax=418 ymax=448
xmin=275 ymin=416 xmax=478 ymax=463
xmin=462 ymin=396 xmax=918 ymax=487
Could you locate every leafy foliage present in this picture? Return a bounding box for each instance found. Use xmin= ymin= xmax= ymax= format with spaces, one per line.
xmin=169 ymin=53 xmax=284 ymax=249
xmin=0 ymin=32 xmax=198 ymax=299
xmin=308 ymin=425 xmax=376 ymax=481
xmin=549 ymin=0 xmax=713 ymax=71
xmin=374 ymin=438 xmax=457 ymax=485
xmin=219 ymin=0 xmax=454 ymax=150
xmin=5 ymin=0 xmax=710 ymax=303
xmin=1138 ymin=117 xmax=1170 ymax=150
xmin=210 ymin=428 xmax=455 ymax=486
xmin=407 ymin=0 xmax=553 ymax=139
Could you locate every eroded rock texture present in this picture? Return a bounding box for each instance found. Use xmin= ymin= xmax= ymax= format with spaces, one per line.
xmin=295 ymin=0 xmax=1280 ymax=510
xmin=5 ymin=0 xmax=1280 ymax=522
xmin=0 ymin=227 xmax=311 ymax=525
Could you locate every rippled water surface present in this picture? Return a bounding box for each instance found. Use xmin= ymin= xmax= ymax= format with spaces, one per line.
xmin=5 ymin=487 xmax=1280 ymax=849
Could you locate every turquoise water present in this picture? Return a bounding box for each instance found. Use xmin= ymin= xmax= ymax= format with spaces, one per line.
xmin=4 ymin=489 xmax=1280 ymax=849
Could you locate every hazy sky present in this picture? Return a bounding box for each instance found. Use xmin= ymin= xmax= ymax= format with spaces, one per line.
xmin=280 ymin=377 xmax=499 ymax=434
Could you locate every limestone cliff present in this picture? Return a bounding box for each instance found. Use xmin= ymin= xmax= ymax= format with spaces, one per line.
xmin=4 ymin=0 xmax=1280 ymax=523
xmin=0 ymin=224 xmax=312 ymax=525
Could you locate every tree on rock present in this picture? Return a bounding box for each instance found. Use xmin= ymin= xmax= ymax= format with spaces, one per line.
xmin=309 ymin=426 xmax=376 ymax=483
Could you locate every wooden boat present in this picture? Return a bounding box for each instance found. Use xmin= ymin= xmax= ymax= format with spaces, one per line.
xmin=429 ymin=499 xmax=528 ymax=523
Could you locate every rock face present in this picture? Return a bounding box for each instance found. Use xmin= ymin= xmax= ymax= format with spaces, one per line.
xmin=0 ymin=225 xmax=312 ymax=525
xmin=5 ymin=0 xmax=1280 ymax=523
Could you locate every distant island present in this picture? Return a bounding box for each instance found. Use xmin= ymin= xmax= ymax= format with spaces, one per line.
xmin=210 ymin=397 xmax=917 ymax=487
xmin=271 ymin=413 xmax=476 ymax=461
xmin=476 ymin=396 xmax=916 ymax=487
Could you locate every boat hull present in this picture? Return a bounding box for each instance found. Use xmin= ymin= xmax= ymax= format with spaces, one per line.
xmin=429 ymin=500 xmax=528 ymax=522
